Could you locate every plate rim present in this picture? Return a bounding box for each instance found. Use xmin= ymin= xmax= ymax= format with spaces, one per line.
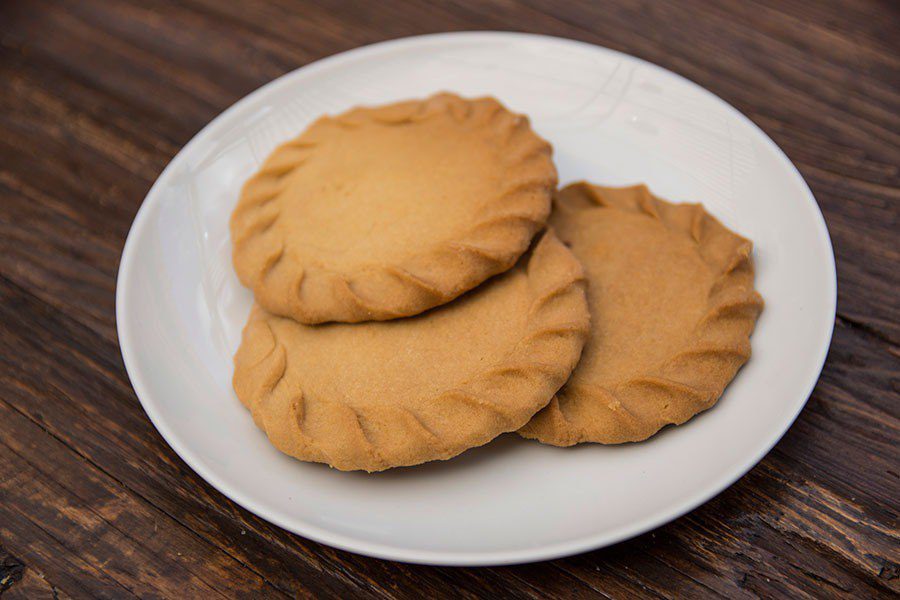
xmin=116 ymin=31 xmax=837 ymax=566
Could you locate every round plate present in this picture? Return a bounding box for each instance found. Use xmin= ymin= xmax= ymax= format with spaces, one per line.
xmin=117 ymin=32 xmax=836 ymax=566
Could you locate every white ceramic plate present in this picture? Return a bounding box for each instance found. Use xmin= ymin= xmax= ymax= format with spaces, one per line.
xmin=117 ymin=32 xmax=836 ymax=566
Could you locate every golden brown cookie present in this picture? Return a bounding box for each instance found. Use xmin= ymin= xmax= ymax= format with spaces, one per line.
xmin=233 ymin=231 xmax=589 ymax=471
xmin=231 ymin=92 xmax=557 ymax=324
xmin=519 ymin=183 xmax=763 ymax=445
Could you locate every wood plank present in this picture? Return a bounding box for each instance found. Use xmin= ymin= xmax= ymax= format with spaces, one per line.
xmin=0 ymin=438 xmax=232 ymax=598
xmin=3 ymin=563 xmax=72 ymax=600
xmin=0 ymin=400 xmax=299 ymax=598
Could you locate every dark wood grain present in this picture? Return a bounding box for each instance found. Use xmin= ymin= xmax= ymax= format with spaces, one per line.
xmin=0 ymin=0 xmax=897 ymax=598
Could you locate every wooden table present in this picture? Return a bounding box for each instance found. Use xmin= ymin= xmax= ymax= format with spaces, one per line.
xmin=1 ymin=1 xmax=897 ymax=597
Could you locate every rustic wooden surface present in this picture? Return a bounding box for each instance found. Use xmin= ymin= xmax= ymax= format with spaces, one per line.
xmin=0 ymin=0 xmax=897 ymax=597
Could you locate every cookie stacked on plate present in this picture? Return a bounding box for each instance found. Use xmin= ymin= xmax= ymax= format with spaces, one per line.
xmin=230 ymin=92 xmax=762 ymax=472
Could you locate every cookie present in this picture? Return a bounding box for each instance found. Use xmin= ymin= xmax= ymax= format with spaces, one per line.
xmin=231 ymin=92 xmax=557 ymax=324
xmin=233 ymin=230 xmax=589 ymax=471
xmin=520 ymin=183 xmax=763 ymax=445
